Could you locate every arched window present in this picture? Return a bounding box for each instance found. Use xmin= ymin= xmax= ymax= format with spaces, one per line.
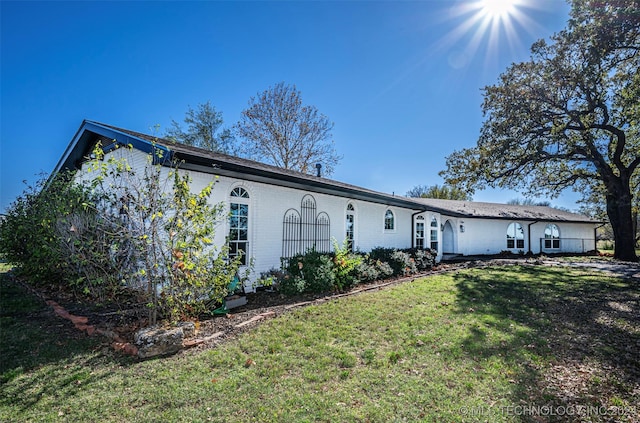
xmin=346 ymin=203 xmax=355 ymax=252
xmin=230 ymin=187 xmax=249 ymax=198
xmin=229 ymin=187 xmax=250 ymax=265
xmin=506 ymin=222 xmax=525 ymax=249
xmin=384 ymin=209 xmax=395 ymax=230
xmin=430 ymin=216 xmax=438 ymax=251
xmin=544 ymin=224 xmax=560 ymax=249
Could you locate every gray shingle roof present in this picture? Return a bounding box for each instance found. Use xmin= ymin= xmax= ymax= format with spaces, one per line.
xmin=61 ymin=121 xmax=598 ymax=224
xmin=410 ymin=198 xmax=597 ymax=223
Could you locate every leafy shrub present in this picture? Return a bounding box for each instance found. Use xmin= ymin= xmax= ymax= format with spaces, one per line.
xmin=356 ymin=257 xmax=394 ymax=283
xmin=1 ymin=144 xmax=241 ymax=325
xmin=0 ymin=173 xmax=90 ymax=284
xmin=283 ymin=250 xmax=335 ymax=294
xmin=331 ymin=239 xmax=363 ymax=291
xmin=375 ymin=260 xmax=394 ymax=279
xmin=368 ymin=247 xmax=396 ymax=264
xmin=355 ymin=259 xmax=379 ymax=283
xmin=278 ymin=245 xmax=436 ymax=295
xmin=390 ymin=250 xmax=417 ymax=276
xmin=405 ymin=248 xmax=437 ymax=271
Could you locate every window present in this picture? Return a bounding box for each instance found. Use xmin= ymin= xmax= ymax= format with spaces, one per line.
xmin=384 ymin=209 xmax=395 ymax=230
xmin=544 ymin=224 xmax=560 ymax=249
xmin=231 ymin=187 xmax=249 ymax=198
xmin=346 ymin=203 xmax=355 ymax=252
xmin=415 ymin=216 xmax=425 ymax=249
xmin=229 ymin=188 xmax=249 ymax=265
xmin=430 ymin=216 xmax=438 ymax=251
xmin=506 ymin=222 xmax=525 ymax=249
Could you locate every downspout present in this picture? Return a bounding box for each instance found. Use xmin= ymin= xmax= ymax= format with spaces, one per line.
xmin=527 ymin=220 xmax=540 ymax=255
xmin=411 ymin=209 xmax=425 ymax=249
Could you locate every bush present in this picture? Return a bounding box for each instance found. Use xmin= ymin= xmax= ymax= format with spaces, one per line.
xmin=331 ymin=239 xmax=363 ymax=291
xmin=405 ymin=248 xmax=437 ymax=271
xmin=390 ymin=250 xmax=417 ymax=276
xmin=1 ymin=144 xmax=242 ymax=326
xmin=355 ymin=259 xmax=379 ymax=283
xmin=256 ymin=268 xmax=287 ymax=291
xmin=0 ymin=173 xmax=90 ymax=284
xmin=278 ymin=245 xmax=437 ymax=295
xmin=283 ymin=250 xmax=336 ymax=294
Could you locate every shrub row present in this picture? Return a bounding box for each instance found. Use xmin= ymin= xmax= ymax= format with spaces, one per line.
xmin=261 ymin=246 xmax=437 ymax=295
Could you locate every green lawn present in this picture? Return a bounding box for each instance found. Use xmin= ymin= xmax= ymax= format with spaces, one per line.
xmin=1 ymin=264 xmax=638 ymax=422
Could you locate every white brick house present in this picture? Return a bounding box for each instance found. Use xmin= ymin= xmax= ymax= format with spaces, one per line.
xmin=53 ymin=121 xmax=600 ymax=286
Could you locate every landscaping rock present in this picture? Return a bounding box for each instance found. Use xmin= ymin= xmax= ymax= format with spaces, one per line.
xmin=134 ymin=326 xmax=185 ymax=358
xmin=177 ymin=321 xmax=196 ymax=338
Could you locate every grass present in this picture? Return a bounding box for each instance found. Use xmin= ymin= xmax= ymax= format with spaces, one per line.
xmin=1 ymin=264 xmax=638 ymax=422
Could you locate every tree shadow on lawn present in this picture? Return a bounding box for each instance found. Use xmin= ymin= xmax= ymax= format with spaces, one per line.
xmin=452 ymin=265 xmax=639 ymax=420
xmin=0 ymin=273 xmax=137 ymax=412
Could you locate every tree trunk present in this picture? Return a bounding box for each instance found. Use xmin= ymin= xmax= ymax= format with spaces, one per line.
xmin=606 ymin=188 xmax=638 ymax=262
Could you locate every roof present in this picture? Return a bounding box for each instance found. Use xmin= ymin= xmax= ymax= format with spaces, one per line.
xmin=53 ymin=120 xmax=425 ymax=210
xmin=411 ymin=198 xmax=598 ymax=223
xmin=53 ymin=120 xmax=599 ymax=224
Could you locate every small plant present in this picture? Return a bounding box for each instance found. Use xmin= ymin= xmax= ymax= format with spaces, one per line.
xmin=256 ymin=268 xmax=286 ymax=290
xmin=331 ymin=239 xmax=363 ymax=291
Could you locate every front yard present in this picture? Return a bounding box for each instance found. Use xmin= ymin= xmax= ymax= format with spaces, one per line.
xmin=1 ymin=262 xmax=638 ymax=422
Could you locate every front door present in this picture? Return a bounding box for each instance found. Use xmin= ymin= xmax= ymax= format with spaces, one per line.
xmin=442 ymin=220 xmax=454 ymax=254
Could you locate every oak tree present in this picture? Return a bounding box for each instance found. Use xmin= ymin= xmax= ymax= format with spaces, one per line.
xmin=440 ymin=0 xmax=639 ymax=261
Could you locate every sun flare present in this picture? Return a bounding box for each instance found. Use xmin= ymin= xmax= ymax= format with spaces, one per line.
xmin=480 ymin=0 xmax=517 ymax=20
xmin=432 ymin=0 xmax=537 ymax=71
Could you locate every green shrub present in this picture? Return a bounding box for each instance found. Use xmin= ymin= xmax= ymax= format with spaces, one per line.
xmin=390 ymin=250 xmax=417 ymax=276
xmin=356 ymin=257 xmax=394 ymax=283
xmin=283 ymin=250 xmax=336 ymax=294
xmin=355 ymin=259 xmax=380 ymax=282
xmin=256 ymin=268 xmax=286 ymax=290
xmin=0 ymin=173 xmax=89 ymax=284
xmin=1 ymin=144 xmax=242 ymax=325
xmin=406 ymin=248 xmax=437 ymax=271
xmin=375 ymin=260 xmax=394 ymax=279
xmin=331 ymin=239 xmax=363 ymax=291
xmin=278 ymin=245 xmax=436 ymax=295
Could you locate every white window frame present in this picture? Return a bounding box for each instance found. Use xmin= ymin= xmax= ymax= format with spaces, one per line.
xmin=229 ymin=186 xmax=251 ymax=265
xmin=384 ymin=209 xmax=395 ymax=231
xmin=346 ymin=203 xmax=356 ymax=252
xmin=544 ymin=223 xmax=560 ymax=249
xmin=415 ymin=216 xmax=425 ymax=249
xmin=430 ymin=215 xmax=438 ymax=251
xmin=506 ymin=222 xmax=525 ymax=249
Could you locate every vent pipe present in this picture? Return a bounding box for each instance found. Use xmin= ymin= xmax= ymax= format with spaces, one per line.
xmin=315 ymin=163 xmax=322 ymax=177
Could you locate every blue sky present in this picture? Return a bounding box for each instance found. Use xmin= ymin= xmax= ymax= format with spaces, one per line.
xmin=1 ymin=0 xmax=575 ymax=213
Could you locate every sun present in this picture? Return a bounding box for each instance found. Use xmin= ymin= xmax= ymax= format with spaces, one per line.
xmin=430 ymin=0 xmax=536 ymax=71
xmin=480 ymin=0 xmax=517 ymax=20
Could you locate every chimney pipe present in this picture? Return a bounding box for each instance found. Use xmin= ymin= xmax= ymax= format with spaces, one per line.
xmin=315 ymin=163 xmax=322 ymax=177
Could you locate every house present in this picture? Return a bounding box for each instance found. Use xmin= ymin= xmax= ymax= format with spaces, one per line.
xmin=53 ymin=120 xmax=600 ymax=287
